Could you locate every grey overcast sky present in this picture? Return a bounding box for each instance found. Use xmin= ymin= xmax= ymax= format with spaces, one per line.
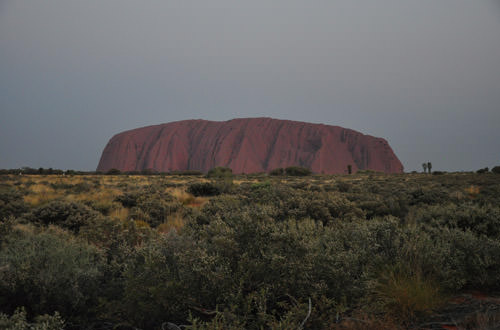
xmin=1 ymin=1 xmax=499 ymax=172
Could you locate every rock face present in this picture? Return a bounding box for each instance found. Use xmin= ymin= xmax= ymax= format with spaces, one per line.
xmin=97 ymin=118 xmax=403 ymax=174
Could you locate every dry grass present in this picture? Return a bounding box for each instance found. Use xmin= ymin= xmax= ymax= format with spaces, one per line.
xmin=466 ymin=185 xmax=480 ymax=199
xmin=169 ymin=188 xmax=208 ymax=208
xmin=459 ymin=309 xmax=500 ymax=330
xmin=24 ymin=184 xmax=63 ymax=206
xmin=187 ymin=196 xmax=208 ymax=208
xmin=67 ymin=188 xmax=122 ymax=204
xmin=170 ymin=188 xmax=195 ymax=204
xmin=134 ymin=220 xmax=150 ymax=228
xmin=373 ymin=267 xmax=447 ymax=322
xmin=110 ymin=207 xmax=129 ymax=221
xmin=157 ymin=212 xmax=186 ymax=234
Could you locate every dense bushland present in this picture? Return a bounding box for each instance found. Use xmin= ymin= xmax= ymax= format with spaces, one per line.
xmin=0 ymin=172 xmax=499 ymax=329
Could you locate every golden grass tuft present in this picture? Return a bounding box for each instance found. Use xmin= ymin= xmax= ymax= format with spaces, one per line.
xmin=134 ymin=220 xmax=150 ymax=228
xmin=24 ymin=184 xmax=63 ymax=206
xmin=28 ymin=183 xmax=53 ymax=194
xmin=169 ymin=188 xmax=208 ymax=207
xmin=110 ymin=207 xmax=130 ymax=221
xmin=373 ymin=266 xmax=446 ymax=322
xmin=157 ymin=213 xmax=186 ymax=234
xmin=170 ymin=188 xmax=194 ymax=204
xmin=67 ymin=188 xmax=122 ymax=204
xmin=465 ymin=185 xmax=480 ymax=199
xmin=189 ymin=196 xmax=209 ymax=208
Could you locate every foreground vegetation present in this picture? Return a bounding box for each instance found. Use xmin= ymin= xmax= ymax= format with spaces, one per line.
xmin=1 ymin=171 xmax=500 ymax=329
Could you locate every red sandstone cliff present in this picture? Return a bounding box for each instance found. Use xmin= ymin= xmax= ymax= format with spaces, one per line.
xmin=97 ymin=118 xmax=403 ymax=174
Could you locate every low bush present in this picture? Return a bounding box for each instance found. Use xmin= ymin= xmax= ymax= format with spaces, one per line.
xmin=115 ymin=192 xmax=140 ymax=208
xmin=285 ymin=166 xmax=312 ymax=176
xmin=409 ymin=187 xmax=448 ymax=206
xmin=24 ymin=200 xmax=100 ymax=233
xmin=207 ymin=167 xmax=233 ymax=179
xmin=411 ymin=203 xmax=500 ymax=239
xmin=0 ymin=227 xmax=104 ymax=322
xmin=432 ymin=171 xmax=446 ymax=175
xmin=187 ymin=182 xmax=221 ymax=197
xmin=337 ymin=181 xmax=352 ymax=192
xmin=269 ymin=168 xmax=284 ymax=176
xmin=132 ymin=196 xmax=182 ymax=228
xmin=476 ymin=167 xmax=489 ymax=174
xmin=0 ymin=188 xmax=28 ymax=220
xmin=169 ymin=170 xmax=204 ymax=176
xmin=0 ymin=307 xmax=64 ymax=330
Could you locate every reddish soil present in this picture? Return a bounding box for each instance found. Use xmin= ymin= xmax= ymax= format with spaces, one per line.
xmin=413 ymin=291 xmax=500 ymax=329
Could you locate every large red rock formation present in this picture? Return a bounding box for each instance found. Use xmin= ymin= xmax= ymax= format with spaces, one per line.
xmin=97 ymin=118 xmax=403 ymax=174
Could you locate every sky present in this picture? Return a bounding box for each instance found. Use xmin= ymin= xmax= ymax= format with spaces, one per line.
xmin=1 ymin=1 xmax=499 ymax=172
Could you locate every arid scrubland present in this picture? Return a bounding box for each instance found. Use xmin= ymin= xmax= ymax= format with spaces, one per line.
xmin=1 ymin=171 xmax=500 ymax=329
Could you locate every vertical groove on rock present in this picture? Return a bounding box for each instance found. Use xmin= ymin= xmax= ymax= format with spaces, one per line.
xmin=263 ymin=121 xmax=286 ymax=170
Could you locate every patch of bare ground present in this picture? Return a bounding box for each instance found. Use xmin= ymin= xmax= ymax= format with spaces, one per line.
xmin=411 ymin=291 xmax=500 ymax=330
xmin=332 ymin=292 xmax=500 ymax=329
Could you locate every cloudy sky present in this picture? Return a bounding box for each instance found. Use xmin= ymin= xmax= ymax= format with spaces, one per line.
xmin=1 ymin=1 xmax=499 ymax=172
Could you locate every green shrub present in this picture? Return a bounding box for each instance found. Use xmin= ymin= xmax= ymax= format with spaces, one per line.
xmin=492 ymin=166 xmax=500 ymax=174
xmin=132 ymin=196 xmax=182 ymax=228
xmin=115 ymin=192 xmax=140 ymax=208
xmin=207 ymin=167 xmax=233 ymax=179
xmin=206 ymin=167 xmax=234 ymax=194
xmin=70 ymin=182 xmax=93 ymax=193
xmin=336 ymin=181 xmax=352 ymax=192
xmin=24 ymin=200 xmax=100 ymax=233
xmin=422 ymin=227 xmax=500 ymax=290
xmin=0 ymin=307 xmax=64 ymax=330
xmin=187 ymin=182 xmax=221 ymax=197
xmin=269 ymin=168 xmax=284 ymax=176
xmin=169 ymin=170 xmax=204 ymax=176
xmin=106 ymin=168 xmax=121 ymax=175
xmin=141 ymin=168 xmax=158 ymax=175
xmin=0 ymin=188 xmax=28 ymax=221
xmin=0 ymin=227 xmax=104 ymax=321
xmin=285 ymin=166 xmax=312 ymax=176
xmin=409 ymin=187 xmax=448 ymax=206
xmin=476 ymin=167 xmax=489 ymax=174
xmin=243 ymin=184 xmax=363 ymax=223
xmin=411 ymin=203 xmax=500 ymax=239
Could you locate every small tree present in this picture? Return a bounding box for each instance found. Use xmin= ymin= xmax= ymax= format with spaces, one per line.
xmin=207 ymin=166 xmax=233 ymax=179
xmin=269 ymin=168 xmax=285 ymax=176
xmin=347 ymin=164 xmax=352 ymax=175
xmin=106 ymin=168 xmax=121 ymax=175
xmin=427 ymin=162 xmax=432 ymax=174
xmin=492 ymin=166 xmax=500 ymax=174
xmin=207 ymin=167 xmax=233 ymax=193
xmin=284 ymin=166 xmax=312 ymax=176
xmin=476 ymin=167 xmax=489 ymax=174
xmin=422 ymin=163 xmax=427 ymax=173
